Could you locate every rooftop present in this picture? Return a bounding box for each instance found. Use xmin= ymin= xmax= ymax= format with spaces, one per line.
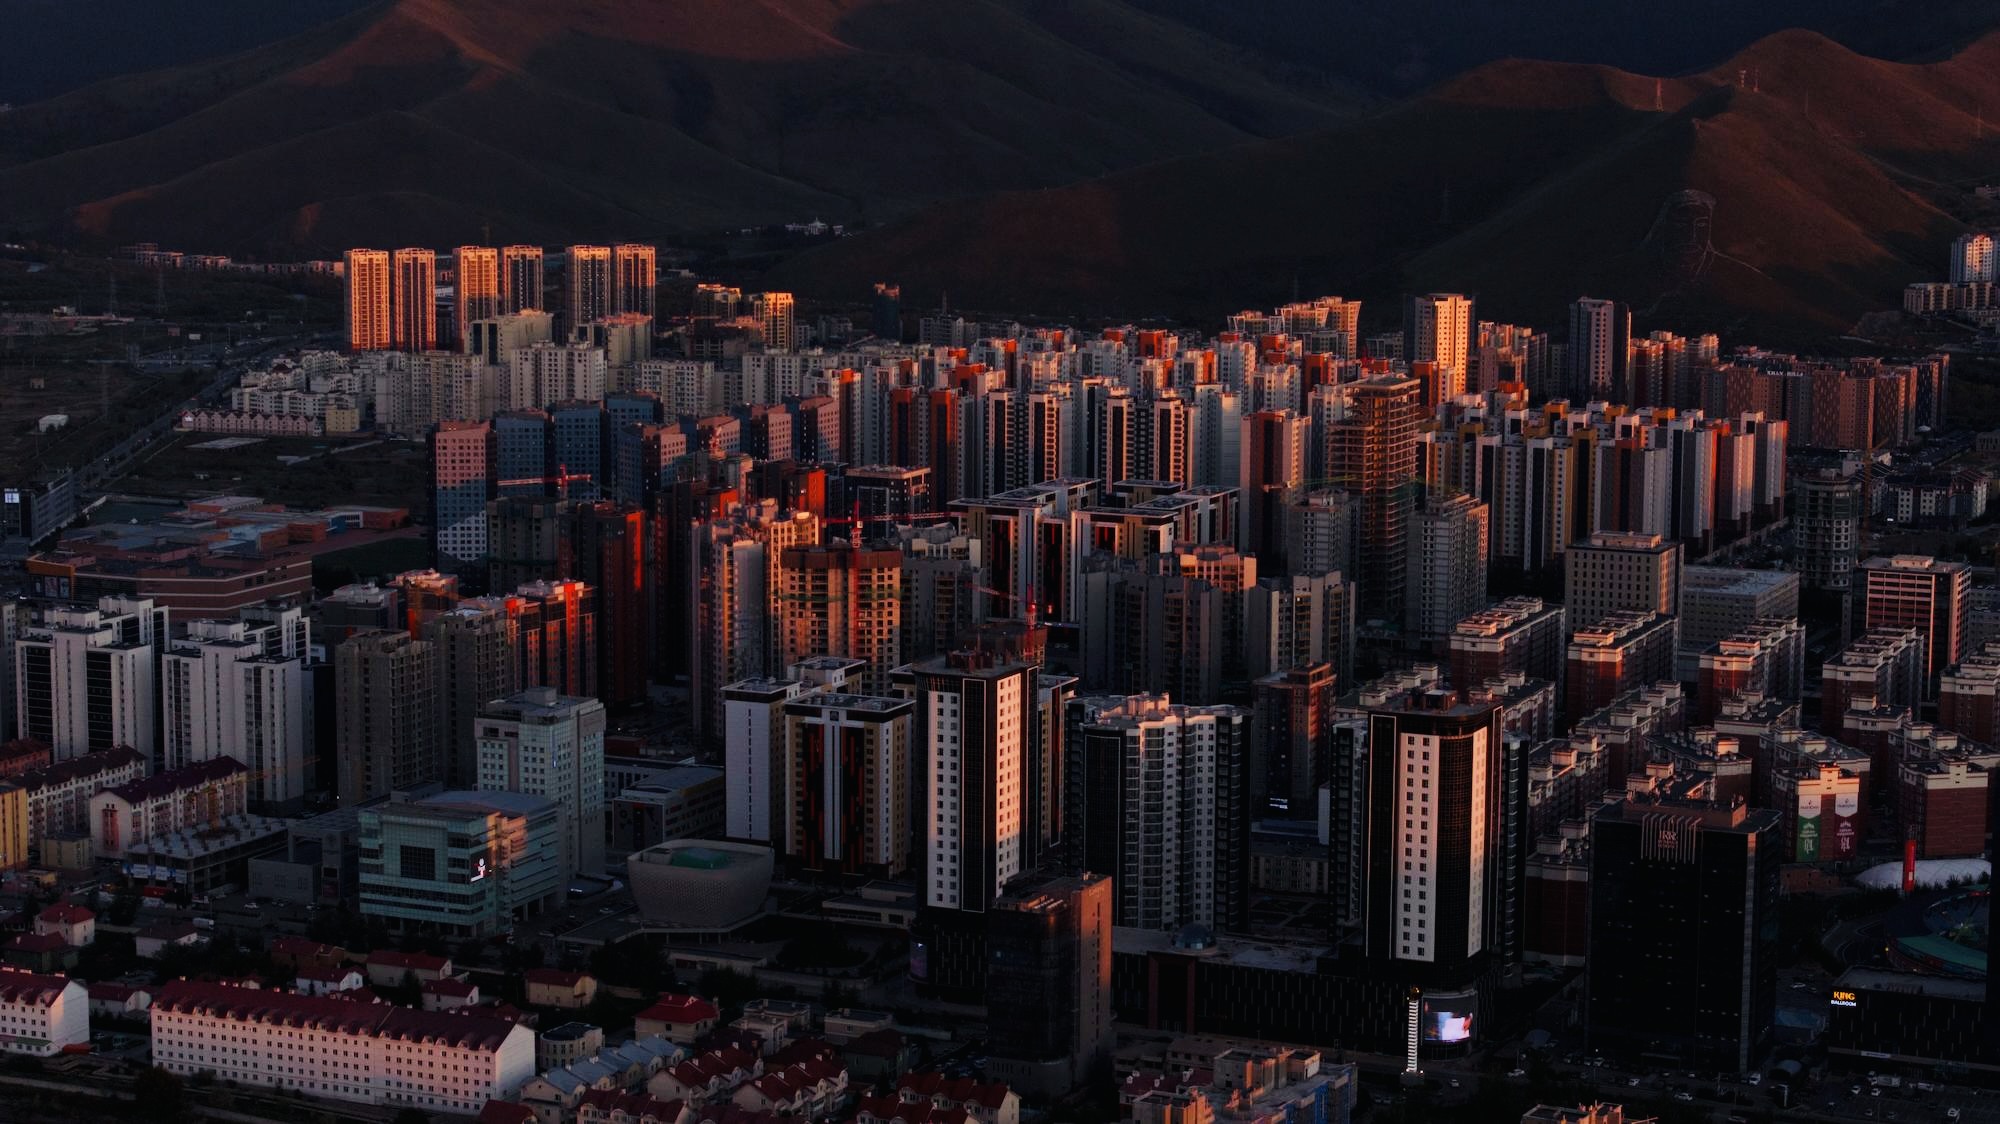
xmin=154 ymin=981 xmax=521 ymax=1050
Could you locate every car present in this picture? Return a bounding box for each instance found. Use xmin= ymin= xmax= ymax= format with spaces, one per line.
xmin=1746 ymin=1073 xmax=1762 ymax=1086
xmin=1506 ymin=1069 xmax=1526 ymax=1079
xmin=1626 ymin=1077 xmax=1641 ymax=1088
xmin=1674 ymin=1092 xmax=1694 ymax=1102
xmin=1447 ymin=1079 xmax=1460 ymax=1089
xmin=1948 ymin=1108 xmax=1962 ymax=1120
xmin=1852 ymin=1085 xmax=1865 ymax=1095
xmin=1871 ymin=1087 xmax=1883 ymax=1098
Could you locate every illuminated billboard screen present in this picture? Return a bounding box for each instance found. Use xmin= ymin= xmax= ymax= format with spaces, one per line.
xmin=1422 ymin=996 xmax=1476 ymax=1044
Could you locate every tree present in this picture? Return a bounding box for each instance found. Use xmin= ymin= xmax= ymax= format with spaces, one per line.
xmin=392 ymin=1110 xmax=431 ymax=1124
xmin=132 ymin=1067 xmax=187 ymax=1118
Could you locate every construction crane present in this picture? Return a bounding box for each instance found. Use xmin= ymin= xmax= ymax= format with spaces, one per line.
xmin=494 ymin=465 xmax=596 ymax=499
xmin=968 ymin=581 xmax=1039 ymax=628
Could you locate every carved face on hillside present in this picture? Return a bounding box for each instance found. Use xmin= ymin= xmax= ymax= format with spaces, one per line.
xmin=1654 ymin=189 xmax=1716 ymax=285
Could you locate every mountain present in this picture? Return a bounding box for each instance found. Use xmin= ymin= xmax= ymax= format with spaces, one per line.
xmin=0 ymin=0 xmax=1355 ymax=258
xmin=770 ymin=29 xmax=2000 ymax=337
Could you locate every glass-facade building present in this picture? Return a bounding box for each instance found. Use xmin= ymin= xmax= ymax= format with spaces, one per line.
xmin=358 ymin=790 xmax=562 ymax=936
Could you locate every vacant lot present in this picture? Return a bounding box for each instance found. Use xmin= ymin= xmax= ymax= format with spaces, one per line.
xmin=108 ymin=433 xmax=432 ymax=513
xmin=0 ymin=361 xmax=210 ymax=479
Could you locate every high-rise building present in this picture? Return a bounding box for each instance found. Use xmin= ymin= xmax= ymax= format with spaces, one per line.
xmin=390 ymin=247 xmax=437 ymax=352
xmin=871 ymin=282 xmax=902 ymax=341
xmin=431 ymin=420 xmax=495 ymax=571
xmin=1820 ymin=628 xmax=1926 ymax=742
xmin=1064 ymin=694 xmax=1249 ymax=932
xmin=611 ymin=243 xmax=656 ymax=317
xmin=500 ymin=244 xmax=545 ymax=314
xmin=776 ymin=542 xmax=903 ymax=696
xmin=1950 ymin=231 xmax=1996 ymax=284
xmin=425 ymin=599 xmax=520 ymax=788
xmin=724 ymin=675 xmax=813 ymax=845
xmin=1677 ymin=566 xmax=1800 ymax=679
xmin=1566 ymin=297 xmax=1630 ymax=402
xmin=1404 ymin=294 xmax=1475 ymax=404
xmin=1239 ymin=410 xmax=1308 ymax=568
xmin=780 ymin=691 xmax=914 ymax=876
xmin=986 ymin=872 xmax=1113 ymax=1098
xmin=918 ymin=650 xmax=1037 ymax=914
xmin=1793 ymin=470 xmax=1862 ymax=592
xmin=752 ymin=291 xmax=797 ymax=352
xmin=333 ymin=630 xmax=440 ymax=804
xmin=1251 ymin=663 xmax=1337 ymax=819
xmin=1245 ymin=571 xmax=1356 ymax=683
xmin=1564 ymin=611 xmax=1678 ymax=723
xmin=476 ymin=687 xmax=606 ymax=877
xmin=565 ymin=244 xmax=612 ymax=333
xmin=1564 ymin=531 xmax=1682 ymax=631
xmin=14 ymin=596 xmax=163 ymax=761
xmin=161 ymin=612 xmax=312 ymax=809
xmin=1362 ymin=684 xmax=1516 ymax=988
xmin=1447 ymin=598 xmax=1567 ymax=695
xmin=343 ymin=249 xmax=392 ymax=352
xmin=1859 ymin=555 xmax=1970 ymax=690
xmin=1325 ymin=376 xmax=1423 ymax=620
xmin=1587 ymin=776 xmax=1780 ymax=1073
xmin=357 ymin=790 xmax=564 ymax=939
xmin=453 ymin=246 xmax=500 ymax=350
xmin=1405 ymin=494 xmax=1489 ymax=643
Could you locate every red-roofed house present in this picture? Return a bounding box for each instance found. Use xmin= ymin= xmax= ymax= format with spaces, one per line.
xmin=896 ymin=1075 xmax=1020 ymax=1124
xmin=33 ymin=902 xmax=94 ymax=947
xmin=365 ymin=949 xmax=453 ymax=988
xmin=87 ymin=980 xmax=151 ymax=1020
xmin=635 ymin=993 xmax=719 ymax=1045
xmin=844 ymin=1029 xmax=918 ymax=1082
xmin=295 ymin=964 xmax=365 ymax=996
xmin=577 ymin=1089 xmax=692 ymax=1124
xmin=479 ymin=1101 xmax=539 ymax=1124
xmin=729 ymin=1058 xmax=847 ymax=1116
xmin=4 ymin=931 xmax=75 ymax=973
xmin=856 ymin=1095 xmax=973 ymax=1124
xmin=0 ymin=968 xmax=86 ymax=1055
xmin=423 ymin=977 xmax=481 ymax=1011
xmin=268 ymin=936 xmax=347 ymax=973
xmin=647 ymin=1046 xmax=761 ymax=1103
xmin=525 ymin=967 xmax=598 ymax=1009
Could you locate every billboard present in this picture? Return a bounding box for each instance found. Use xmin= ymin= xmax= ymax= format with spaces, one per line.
xmin=1797 ymin=791 xmax=1822 ymax=862
xmin=1422 ymin=994 xmax=1476 ymax=1044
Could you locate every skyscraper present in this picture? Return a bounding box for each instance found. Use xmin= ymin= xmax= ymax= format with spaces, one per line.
xmin=1326 ymin=375 xmax=1423 ymax=620
xmin=776 ymin=542 xmax=903 ymax=696
xmin=1239 ymin=410 xmax=1308 ymax=568
xmin=453 ymin=245 xmax=500 ymax=350
xmin=1251 ymin=663 xmax=1337 ymax=819
xmin=1859 ymin=554 xmax=1970 ymax=689
xmin=390 ymin=247 xmax=437 ymax=352
xmin=611 ymin=243 xmax=657 ymax=317
xmin=424 ymin=600 xmax=519 ymax=788
xmin=1064 ymin=694 xmax=1249 ymax=932
xmin=752 ymin=291 xmax=797 ymax=352
xmin=333 ymin=629 xmax=440 ymax=804
xmin=1587 ymin=777 xmax=1780 ymax=1072
xmin=1405 ymin=494 xmax=1490 ymax=643
xmin=162 ymin=610 xmax=313 ymax=809
xmin=1362 ymin=685 xmax=1515 ymax=988
xmin=1566 ymin=297 xmax=1630 ymax=402
xmin=431 ymin=420 xmax=495 ymax=572
xmin=918 ymin=650 xmax=1036 ymax=915
xmin=780 ymin=691 xmax=914 ymax=876
xmin=986 ymin=872 xmax=1114 ymax=1097
xmin=1404 ymin=293 xmax=1475 ymax=403
xmin=565 ymin=244 xmax=613 ymax=332
xmin=476 ymin=687 xmax=607 ymax=877
xmin=500 ymin=244 xmax=545 ymax=313
xmin=343 ymin=249 xmax=391 ymax=352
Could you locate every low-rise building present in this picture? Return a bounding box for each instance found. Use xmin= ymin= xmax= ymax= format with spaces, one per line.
xmin=635 ymin=994 xmax=720 ymax=1045
xmin=32 ymin=902 xmax=94 ymax=947
xmin=151 ymin=981 xmax=535 ymax=1112
xmin=0 ymin=969 xmax=87 ymax=1055
xmin=85 ymin=981 xmax=151 ymax=1021
xmin=525 ymin=968 xmax=598 ymax=1010
xmin=365 ymin=949 xmax=453 ymax=989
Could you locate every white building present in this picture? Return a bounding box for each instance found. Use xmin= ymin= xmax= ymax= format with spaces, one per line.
xmin=1951 ymin=232 xmax=1996 ymax=284
xmin=150 ymin=981 xmax=534 ymax=1113
xmin=476 ymin=688 xmax=607 ymax=877
xmin=722 ymin=677 xmax=809 ymax=844
xmin=1405 ymin=495 xmax=1490 ymax=643
xmin=162 ymin=614 xmax=313 ymax=807
xmin=0 ymin=970 xmax=87 ymax=1056
xmin=1405 ymin=293 xmax=1475 ymax=401
xmin=88 ymin=757 xmax=251 ymax=859
xmin=14 ymin=596 xmax=164 ymax=760
xmin=913 ymin=654 xmax=1032 ymax=913
xmin=509 ymin=341 xmax=608 ymax=409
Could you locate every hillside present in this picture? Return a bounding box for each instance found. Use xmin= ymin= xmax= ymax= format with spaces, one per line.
xmin=0 ymin=0 xmax=1354 ymax=258
xmin=770 ymin=29 xmax=2000 ymax=337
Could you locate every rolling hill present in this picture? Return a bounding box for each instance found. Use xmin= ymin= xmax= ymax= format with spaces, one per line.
xmin=771 ymin=28 xmax=2000 ymax=338
xmin=0 ymin=0 xmax=1355 ymax=258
